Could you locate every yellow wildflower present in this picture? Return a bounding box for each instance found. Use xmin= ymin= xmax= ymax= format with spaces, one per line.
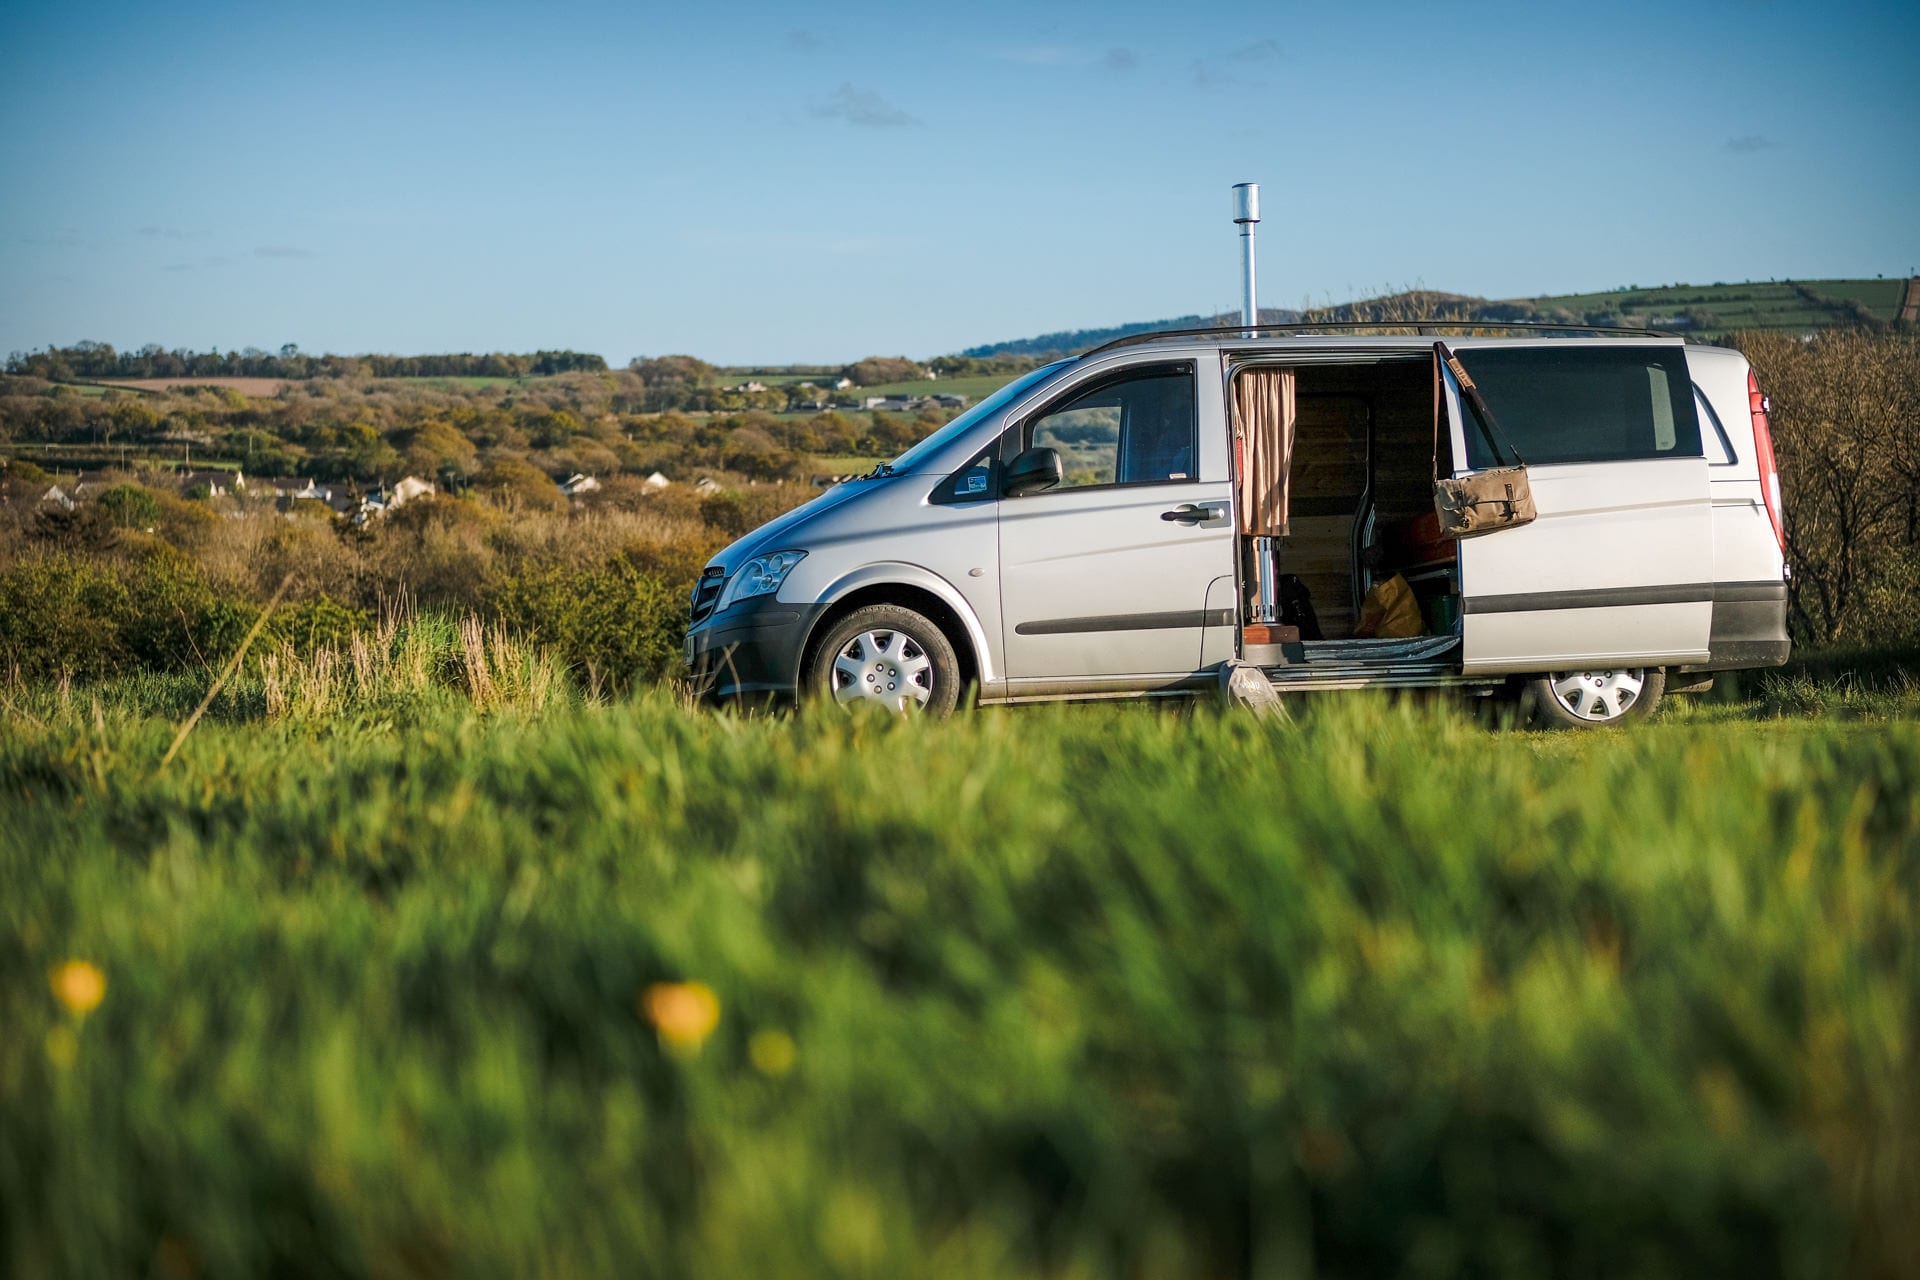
xmin=50 ymin=960 xmax=106 ymax=1017
xmin=641 ymin=981 xmax=720 ymax=1052
xmin=749 ymin=1028 xmax=797 ymax=1078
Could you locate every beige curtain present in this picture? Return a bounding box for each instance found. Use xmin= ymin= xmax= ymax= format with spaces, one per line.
xmin=1234 ymin=368 xmax=1295 ymax=535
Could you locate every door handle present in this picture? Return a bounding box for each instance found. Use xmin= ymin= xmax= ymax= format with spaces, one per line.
xmin=1161 ymin=503 xmax=1223 ymax=524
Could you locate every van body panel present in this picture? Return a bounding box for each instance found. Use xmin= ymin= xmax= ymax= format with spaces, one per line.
xmin=1455 ymin=458 xmax=1717 ymax=671
xmin=996 ymin=351 xmax=1236 ymax=681
xmin=811 ymin=560 xmax=1001 ymax=686
xmin=1439 ymin=350 xmax=1716 ymax=671
xmin=765 ymin=472 xmax=1005 ymax=682
xmin=999 ymin=479 xmax=1235 ymax=678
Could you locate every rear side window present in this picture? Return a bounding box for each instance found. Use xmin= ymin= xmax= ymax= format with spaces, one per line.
xmin=1454 ymin=346 xmax=1702 ymax=467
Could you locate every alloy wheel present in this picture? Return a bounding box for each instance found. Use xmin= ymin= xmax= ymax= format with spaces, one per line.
xmin=829 ymin=630 xmax=934 ymax=712
xmin=1548 ymin=668 xmax=1646 ymax=723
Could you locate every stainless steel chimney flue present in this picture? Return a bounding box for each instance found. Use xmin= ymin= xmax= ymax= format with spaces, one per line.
xmin=1231 ymin=182 xmax=1259 ymax=335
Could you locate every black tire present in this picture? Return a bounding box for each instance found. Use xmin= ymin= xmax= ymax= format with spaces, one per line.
xmin=1521 ymin=667 xmax=1666 ymax=730
xmin=804 ymin=604 xmax=962 ymax=716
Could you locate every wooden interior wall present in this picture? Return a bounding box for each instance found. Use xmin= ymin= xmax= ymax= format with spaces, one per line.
xmin=1262 ymin=359 xmax=1434 ymax=638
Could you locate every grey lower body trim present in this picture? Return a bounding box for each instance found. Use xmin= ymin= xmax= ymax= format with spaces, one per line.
xmin=1712 ymin=580 xmax=1790 ymax=604
xmin=995 ymin=672 xmax=1215 ymax=701
xmin=1015 ymin=609 xmax=1236 ymax=636
xmin=1463 ymin=582 xmax=1712 ymax=615
xmin=1684 ymin=579 xmax=1790 ymax=671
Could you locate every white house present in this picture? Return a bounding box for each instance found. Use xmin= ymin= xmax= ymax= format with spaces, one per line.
xmin=389 ymin=475 xmax=435 ymax=508
xmin=641 ymin=471 xmax=672 ymax=493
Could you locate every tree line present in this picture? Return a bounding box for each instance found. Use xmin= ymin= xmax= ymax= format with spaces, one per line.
xmin=5 ymin=343 xmax=610 ymax=382
xmin=6 ymin=343 xmax=1045 ymax=395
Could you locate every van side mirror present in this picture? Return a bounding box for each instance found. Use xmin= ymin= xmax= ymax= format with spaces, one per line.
xmin=1004 ymin=446 xmax=1063 ymax=497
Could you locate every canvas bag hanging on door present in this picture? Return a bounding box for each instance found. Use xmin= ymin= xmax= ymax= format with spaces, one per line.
xmin=1431 ymin=344 xmax=1536 ymax=537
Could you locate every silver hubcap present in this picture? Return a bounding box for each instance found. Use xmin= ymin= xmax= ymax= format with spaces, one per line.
xmin=1548 ymin=668 xmax=1646 ymax=722
xmin=830 ymin=629 xmax=933 ymax=712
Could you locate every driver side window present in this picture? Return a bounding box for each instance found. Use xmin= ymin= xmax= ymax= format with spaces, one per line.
xmin=1021 ymin=363 xmax=1196 ymax=490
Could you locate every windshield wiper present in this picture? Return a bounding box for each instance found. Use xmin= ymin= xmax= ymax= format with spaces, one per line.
xmin=866 ymin=462 xmax=896 ymax=478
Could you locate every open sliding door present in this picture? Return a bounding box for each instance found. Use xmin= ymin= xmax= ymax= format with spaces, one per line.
xmin=1439 ymin=342 xmax=1714 ymax=673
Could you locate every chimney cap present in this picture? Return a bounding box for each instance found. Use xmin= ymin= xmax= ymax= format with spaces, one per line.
xmin=1232 ymin=182 xmax=1260 ymax=224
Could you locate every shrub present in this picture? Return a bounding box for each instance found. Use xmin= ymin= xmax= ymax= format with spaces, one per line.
xmin=475 ymin=457 xmax=566 ymax=512
xmin=485 ymin=554 xmax=684 ymax=687
xmin=1 ymin=458 xmax=50 ymax=486
xmin=95 ymin=484 xmax=163 ymax=529
xmin=118 ymin=548 xmax=259 ymax=672
xmin=266 ymin=595 xmax=371 ymax=654
xmin=0 ymin=553 xmax=133 ymax=679
xmin=698 ymin=483 xmax=815 ymax=539
xmin=0 ymin=549 xmax=263 ymax=680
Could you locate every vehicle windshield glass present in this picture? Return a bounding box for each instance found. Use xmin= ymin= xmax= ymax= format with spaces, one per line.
xmin=884 ymin=361 xmax=1070 ymax=473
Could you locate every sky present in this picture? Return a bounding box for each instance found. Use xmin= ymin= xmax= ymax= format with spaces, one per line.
xmin=3 ymin=0 xmax=1916 ymax=365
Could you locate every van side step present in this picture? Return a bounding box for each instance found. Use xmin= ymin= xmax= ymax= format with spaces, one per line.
xmin=1298 ymin=634 xmax=1461 ymax=664
xmin=1259 ymin=660 xmax=1487 ymax=690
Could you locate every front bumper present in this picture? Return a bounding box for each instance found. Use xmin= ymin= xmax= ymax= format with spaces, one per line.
xmin=685 ymin=595 xmax=827 ymax=702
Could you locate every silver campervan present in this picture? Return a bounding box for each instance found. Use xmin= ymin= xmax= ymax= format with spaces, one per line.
xmin=685 ymin=328 xmax=1790 ymax=728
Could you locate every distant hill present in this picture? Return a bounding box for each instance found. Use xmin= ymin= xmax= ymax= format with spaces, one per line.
xmin=960 ymin=309 xmax=1300 ymax=359
xmin=960 ymin=278 xmax=1915 ymax=355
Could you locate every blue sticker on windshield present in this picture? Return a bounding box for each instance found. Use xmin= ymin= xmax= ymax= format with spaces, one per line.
xmin=962 ymin=472 xmax=987 ymax=494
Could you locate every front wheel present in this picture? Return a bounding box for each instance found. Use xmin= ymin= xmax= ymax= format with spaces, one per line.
xmin=1522 ymin=667 xmax=1665 ymax=729
xmin=805 ymin=604 xmax=961 ymax=716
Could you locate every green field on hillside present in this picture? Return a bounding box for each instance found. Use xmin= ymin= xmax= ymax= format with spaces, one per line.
xmin=4 ymin=648 xmax=1918 ymax=1277
xmin=395 ymin=374 xmax=535 ymax=389
xmin=843 ymin=372 xmax=1017 ymax=402
xmin=1528 ymin=277 xmax=1909 ymax=334
xmin=807 ymin=453 xmax=885 ymax=474
xmin=716 ymin=370 xmax=842 ymax=387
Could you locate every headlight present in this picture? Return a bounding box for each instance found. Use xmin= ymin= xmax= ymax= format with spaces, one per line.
xmin=719 ymin=550 xmax=807 ymax=609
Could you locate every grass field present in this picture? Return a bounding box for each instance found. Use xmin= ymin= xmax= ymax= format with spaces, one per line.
xmin=716 ymin=369 xmax=842 ymax=387
xmin=4 ymin=641 xmax=1918 ymax=1277
xmin=844 ymin=372 xmax=1019 ymax=402
xmin=88 ymin=377 xmax=291 ymax=396
xmin=1526 ymin=278 xmax=1910 ymax=334
xmin=807 ymin=453 xmax=886 ymax=474
xmin=396 ymin=375 xmax=533 ymax=389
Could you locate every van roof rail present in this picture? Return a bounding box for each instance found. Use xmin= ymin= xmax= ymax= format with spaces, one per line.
xmin=1079 ymin=319 xmax=1679 ymax=357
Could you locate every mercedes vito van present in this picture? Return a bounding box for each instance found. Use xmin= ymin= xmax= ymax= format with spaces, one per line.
xmin=685 ymin=326 xmax=1790 ymax=728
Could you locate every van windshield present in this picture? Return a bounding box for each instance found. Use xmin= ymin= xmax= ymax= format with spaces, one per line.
xmin=881 ymin=361 xmax=1070 ymax=474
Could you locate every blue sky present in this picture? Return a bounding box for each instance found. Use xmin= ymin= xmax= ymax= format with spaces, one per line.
xmin=3 ymin=0 xmax=1915 ymax=364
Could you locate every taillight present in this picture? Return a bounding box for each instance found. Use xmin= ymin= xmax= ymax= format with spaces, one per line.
xmin=1748 ymin=368 xmax=1786 ymax=556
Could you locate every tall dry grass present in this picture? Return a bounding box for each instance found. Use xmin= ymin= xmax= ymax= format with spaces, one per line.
xmin=255 ymin=602 xmax=569 ymax=720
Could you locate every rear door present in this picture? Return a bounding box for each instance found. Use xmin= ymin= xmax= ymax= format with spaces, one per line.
xmin=998 ymin=359 xmax=1236 ymax=682
xmin=1442 ymin=342 xmax=1714 ymax=672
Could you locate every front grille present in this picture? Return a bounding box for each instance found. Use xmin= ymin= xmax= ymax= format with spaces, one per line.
xmin=689 ymin=568 xmax=725 ymax=624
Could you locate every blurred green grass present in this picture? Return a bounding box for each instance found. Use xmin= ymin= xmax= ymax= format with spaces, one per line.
xmin=3 ymin=678 xmax=1918 ymax=1277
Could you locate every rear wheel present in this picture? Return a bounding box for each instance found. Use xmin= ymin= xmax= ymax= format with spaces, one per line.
xmin=805 ymin=604 xmax=961 ymax=716
xmin=1523 ymin=667 xmax=1664 ymax=729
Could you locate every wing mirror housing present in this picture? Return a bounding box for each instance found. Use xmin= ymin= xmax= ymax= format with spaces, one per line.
xmin=1004 ymin=446 xmax=1063 ymax=497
